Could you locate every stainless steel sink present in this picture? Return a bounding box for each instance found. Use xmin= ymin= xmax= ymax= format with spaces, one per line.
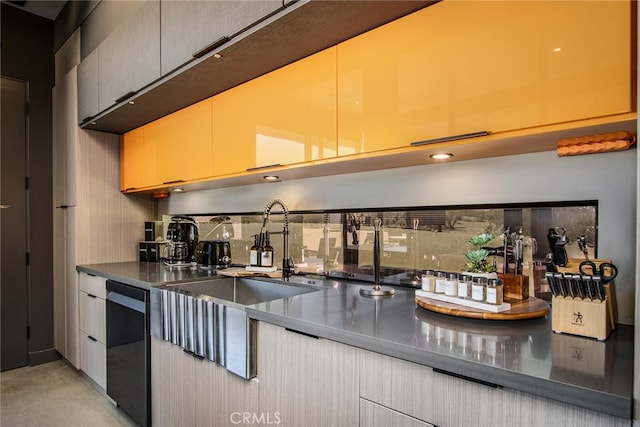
xmin=150 ymin=277 xmax=318 ymax=379
xmin=165 ymin=277 xmax=317 ymax=307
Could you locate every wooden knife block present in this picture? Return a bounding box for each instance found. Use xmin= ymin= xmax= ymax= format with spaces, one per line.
xmin=555 ymin=257 xmax=617 ymax=327
xmin=497 ymin=273 xmax=529 ymax=300
xmin=551 ymin=295 xmax=612 ymax=341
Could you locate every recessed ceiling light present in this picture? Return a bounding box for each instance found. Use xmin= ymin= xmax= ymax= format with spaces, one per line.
xmin=171 ymin=188 xmax=185 ymax=193
xmin=263 ymin=175 xmax=280 ymax=182
xmin=429 ymin=153 xmax=453 ymax=160
xmin=553 ymin=47 xmax=561 ymax=53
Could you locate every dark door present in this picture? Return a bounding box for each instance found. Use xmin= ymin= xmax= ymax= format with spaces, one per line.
xmin=1 ymin=77 xmax=29 ymax=371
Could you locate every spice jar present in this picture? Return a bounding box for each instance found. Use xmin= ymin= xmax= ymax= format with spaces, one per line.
xmin=486 ymin=278 xmax=504 ymax=305
xmin=434 ymin=271 xmax=447 ymax=294
xmin=457 ymin=274 xmax=472 ymax=299
xmin=421 ymin=269 xmax=435 ymax=292
xmin=444 ymin=272 xmax=458 ymax=296
xmin=471 ymin=276 xmax=487 ymax=302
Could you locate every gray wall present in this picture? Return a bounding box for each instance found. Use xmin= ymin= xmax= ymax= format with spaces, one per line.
xmin=161 ymin=149 xmax=637 ymax=324
xmin=1 ymin=4 xmax=56 ymax=363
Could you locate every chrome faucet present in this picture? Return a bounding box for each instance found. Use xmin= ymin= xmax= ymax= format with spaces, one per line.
xmin=261 ymin=198 xmax=294 ymax=281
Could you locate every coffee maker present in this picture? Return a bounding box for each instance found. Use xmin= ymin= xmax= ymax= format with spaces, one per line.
xmin=165 ymin=216 xmax=199 ymax=266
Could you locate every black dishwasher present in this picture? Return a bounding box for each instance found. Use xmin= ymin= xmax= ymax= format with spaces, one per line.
xmin=106 ymin=280 xmax=150 ymax=427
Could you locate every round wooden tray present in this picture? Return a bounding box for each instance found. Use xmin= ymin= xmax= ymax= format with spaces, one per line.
xmin=415 ymin=295 xmax=550 ymax=320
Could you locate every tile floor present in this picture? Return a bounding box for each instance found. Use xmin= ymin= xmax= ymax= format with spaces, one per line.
xmin=1 ymin=360 xmax=137 ymax=426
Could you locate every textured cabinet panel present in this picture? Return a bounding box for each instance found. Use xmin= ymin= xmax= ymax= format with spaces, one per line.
xmin=77 ymin=49 xmax=100 ymax=123
xmin=78 ymin=272 xmax=106 ymax=299
xmin=53 ymin=68 xmax=78 ymax=206
xmin=360 ymin=349 xmax=628 ymax=427
xmin=80 ymin=331 xmax=106 ymax=390
xmin=99 ymin=0 xmax=160 ymax=112
xmin=160 ymin=0 xmax=281 ymax=75
xmin=212 ymin=47 xmax=337 ymax=175
xmin=78 ymin=291 xmax=105 ymax=344
xmin=337 ymin=1 xmax=631 ymax=156
xmin=151 ymin=336 xmax=259 ymax=427
xmin=258 ymin=322 xmax=359 ymax=427
xmin=360 ymin=399 xmax=432 ymax=427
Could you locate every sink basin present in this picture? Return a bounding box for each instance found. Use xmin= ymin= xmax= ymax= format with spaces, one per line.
xmin=151 ymin=276 xmax=318 ymax=379
xmin=166 ymin=277 xmax=317 ymax=306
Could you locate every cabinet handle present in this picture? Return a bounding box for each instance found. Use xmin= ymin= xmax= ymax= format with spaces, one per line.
xmin=80 ymin=116 xmax=93 ymax=124
xmin=285 ymin=328 xmax=319 ymax=339
xmin=87 ymin=293 xmax=97 ymax=299
xmin=115 ymin=91 xmax=137 ymax=104
xmin=246 ymin=164 xmax=282 ymax=172
xmin=192 ymin=36 xmax=231 ymax=59
xmin=55 ymin=205 xmax=76 ymax=209
xmin=123 ymin=187 xmax=137 ymax=192
xmin=162 ymin=180 xmax=186 ymax=185
xmin=410 ymin=131 xmax=490 ymax=147
xmin=432 ymin=367 xmax=498 ymax=388
xmin=87 ymin=335 xmax=97 ymax=342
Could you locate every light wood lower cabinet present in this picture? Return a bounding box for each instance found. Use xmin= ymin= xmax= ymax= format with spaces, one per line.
xmin=360 ymin=349 xmax=628 ymax=427
xmin=78 ymin=272 xmax=106 ymax=389
xmin=257 ymin=322 xmax=359 ymax=427
xmin=360 ymin=399 xmax=432 ymax=427
xmin=151 ymin=337 xmax=260 ymax=427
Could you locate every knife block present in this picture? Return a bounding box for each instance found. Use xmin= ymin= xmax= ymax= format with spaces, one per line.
xmin=555 ymin=257 xmax=618 ymax=327
xmin=551 ymin=295 xmax=612 ymax=341
xmin=497 ymin=273 xmax=529 ymax=300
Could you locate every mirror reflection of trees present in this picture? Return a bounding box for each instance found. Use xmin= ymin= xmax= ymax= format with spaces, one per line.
xmin=185 ymin=202 xmax=596 ymax=298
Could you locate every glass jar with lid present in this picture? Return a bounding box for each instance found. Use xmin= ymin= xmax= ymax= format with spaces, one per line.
xmin=457 ymin=274 xmax=472 ymax=299
xmin=421 ymin=269 xmax=435 ymax=292
xmin=434 ymin=271 xmax=447 ymax=294
xmin=471 ymin=276 xmax=487 ymax=302
xmin=486 ymin=278 xmax=504 ymax=305
xmin=444 ymin=272 xmax=458 ymax=296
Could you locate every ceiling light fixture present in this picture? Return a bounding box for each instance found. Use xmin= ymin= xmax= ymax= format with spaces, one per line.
xmin=213 ymin=53 xmax=222 ymax=59
xmin=429 ymin=153 xmax=453 ymax=160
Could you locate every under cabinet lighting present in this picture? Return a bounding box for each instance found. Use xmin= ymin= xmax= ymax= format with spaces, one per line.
xmin=430 ymin=153 xmax=453 ymax=160
xmin=128 ymin=101 xmax=135 ymax=105
xmin=213 ymin=53 xmax=222 ymax=59
xmin=171 ymin=188 xmax=185 ymax=193
xmin=263 ymin=175 xmax=280 ymax=182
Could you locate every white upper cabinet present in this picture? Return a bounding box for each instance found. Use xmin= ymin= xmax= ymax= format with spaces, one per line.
xmin=160 ymin=0 xmax=281 ymax=75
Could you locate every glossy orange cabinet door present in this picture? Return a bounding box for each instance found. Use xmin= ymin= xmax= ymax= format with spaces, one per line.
xmin=145 ymin=98 xmax=213 ymax=185
xmin=337 ymin=1 xmax=632 ymax=156
xmin=121 ymin=127 xmax=152 ymax=191
xmin=212 ymin=47 xmax=337 ymax=176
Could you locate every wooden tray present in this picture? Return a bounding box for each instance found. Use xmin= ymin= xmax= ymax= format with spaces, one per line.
xmin=415 ymin=295 xmax=550 ymax=320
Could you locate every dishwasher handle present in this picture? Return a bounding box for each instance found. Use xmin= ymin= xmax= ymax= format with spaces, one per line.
xmin=107 ymin=291 xmax=146 ymax=314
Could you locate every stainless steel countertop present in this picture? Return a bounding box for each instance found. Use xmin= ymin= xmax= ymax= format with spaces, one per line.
xmin=76 ymin=262 xmax=633 ymax=419
xmin=77 ymin=261 xmax=220 ymax=290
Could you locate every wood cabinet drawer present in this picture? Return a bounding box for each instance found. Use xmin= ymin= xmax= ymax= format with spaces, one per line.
xmin=79 ymin=290 xmax=105 ymax=344
xmin=360 ymin=399 xmax=432 ymax=427
xmin=78 ymin=272 xmax=106 ymax=299
xmin=80 ymin=331 xmax=106 ymax=390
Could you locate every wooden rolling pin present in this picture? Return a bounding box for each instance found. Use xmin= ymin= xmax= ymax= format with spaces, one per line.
xmin=557 ymin=131 xmax=635 ymax=157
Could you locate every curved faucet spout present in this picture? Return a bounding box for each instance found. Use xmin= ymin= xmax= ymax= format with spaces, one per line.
xmin=261 ymin=199 xmax=293 ymax=281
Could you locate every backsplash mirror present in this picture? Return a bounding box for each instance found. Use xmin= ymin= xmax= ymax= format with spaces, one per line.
xmin=163 ymin=201 xmax=597 ymax=300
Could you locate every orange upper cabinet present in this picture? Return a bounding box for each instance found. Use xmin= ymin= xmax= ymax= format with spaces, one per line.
xmin=212 ymin=47 xmax=337 ymax=176
xmin=337 ymin=1 xmax=632 ymax=156
xmin=121 ymin=127 xmax=152 ymax=191
xmin=145 ymin=98 xmax=213 ymax=185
